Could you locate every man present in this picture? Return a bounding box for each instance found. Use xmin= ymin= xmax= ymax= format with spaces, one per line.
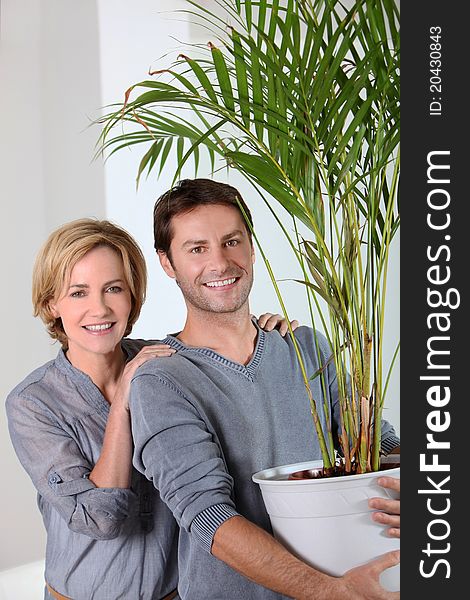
xmin=130 ymin=178 xmax=400 ymax=599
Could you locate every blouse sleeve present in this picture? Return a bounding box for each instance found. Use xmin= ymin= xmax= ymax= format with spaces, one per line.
xmin=6 ymin=392 xmax=136 ymax=540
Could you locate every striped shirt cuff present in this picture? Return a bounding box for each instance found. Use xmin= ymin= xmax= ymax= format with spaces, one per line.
xmin=381 ymin=434 xmax=400 ymax=455
xmin=190 ymin=503 xmax=240 ymax=553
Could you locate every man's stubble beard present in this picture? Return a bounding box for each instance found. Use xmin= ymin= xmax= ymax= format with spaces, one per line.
xmin=175 ymin=269 xmax=254 ymax=315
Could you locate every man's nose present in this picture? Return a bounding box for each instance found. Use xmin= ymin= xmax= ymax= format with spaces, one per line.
xmin=208 ymin=247 xmax=230 ymax=272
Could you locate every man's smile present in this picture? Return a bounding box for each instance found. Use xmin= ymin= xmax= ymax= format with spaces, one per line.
xmin=204 ymin=277 xmax=238 ymax=289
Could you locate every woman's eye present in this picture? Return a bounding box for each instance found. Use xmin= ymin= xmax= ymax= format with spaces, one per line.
xmin=106 ymin=286 xmax=122 ymax=293
xmin=70 ymin=290 xmax=85 ymax=298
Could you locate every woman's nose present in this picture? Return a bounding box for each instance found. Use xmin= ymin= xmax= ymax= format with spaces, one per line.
xmin=88 ymin=293 xmax=110 ymax=316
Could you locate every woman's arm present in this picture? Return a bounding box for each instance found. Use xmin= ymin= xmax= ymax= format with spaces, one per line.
xmin=6 ymin=393 xmax=125 ymax=539
xmin=5 ymin=345 xmax=175 ymax=539
xmin=89 ymin=344 xmax=175 ymax=489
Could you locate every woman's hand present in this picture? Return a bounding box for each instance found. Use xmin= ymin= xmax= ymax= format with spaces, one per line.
xmin=369 ymin=476 xmax=400 ymax=538
xmin=256 ymin=312 xmax=300 ymax=337
xmin=113 ymin=344 xmax=176 ymax=411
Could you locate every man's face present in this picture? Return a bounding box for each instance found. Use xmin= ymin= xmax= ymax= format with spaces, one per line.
xmin=159 ymin=204 xmax=255 ymax=315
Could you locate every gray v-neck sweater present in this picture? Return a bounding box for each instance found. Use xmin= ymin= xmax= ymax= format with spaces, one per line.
xmin=130 ymin=324 xmax=399 ymax=600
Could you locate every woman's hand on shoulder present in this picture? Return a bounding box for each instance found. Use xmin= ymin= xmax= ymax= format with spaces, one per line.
xmin=114 ymin=344 xmax=176 ymax=411
xmin=256 ymin=312 xmax=299 ymax=337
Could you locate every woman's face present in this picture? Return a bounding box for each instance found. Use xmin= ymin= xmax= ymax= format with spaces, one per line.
xmin=50 ymin=245 xmax=132 ymax=363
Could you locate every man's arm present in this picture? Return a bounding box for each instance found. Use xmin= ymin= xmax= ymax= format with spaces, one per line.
xmin=212 ymin=515 xmax=400 ymax=600
xmin=130 ymin=367 xmax=399 ymax=598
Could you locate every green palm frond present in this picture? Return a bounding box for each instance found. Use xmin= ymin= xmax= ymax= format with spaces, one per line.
xmin=97 ymin=0 xmax=400 ymax=474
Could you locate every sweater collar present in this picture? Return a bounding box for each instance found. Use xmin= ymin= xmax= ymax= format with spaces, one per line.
xmin=162 ymin=318 xmax=266 ymax=378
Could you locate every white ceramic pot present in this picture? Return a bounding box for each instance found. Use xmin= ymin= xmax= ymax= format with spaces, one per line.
xmin=252 ymin=455 xmax=400 ymax=592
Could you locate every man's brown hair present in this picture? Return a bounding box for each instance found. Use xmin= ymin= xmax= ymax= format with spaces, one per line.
xmin=153 ymin=178 xmax=254 ymax=261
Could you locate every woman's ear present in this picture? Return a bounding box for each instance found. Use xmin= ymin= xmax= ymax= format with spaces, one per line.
xmin=48 ymin=301 xmax=59 ymax=319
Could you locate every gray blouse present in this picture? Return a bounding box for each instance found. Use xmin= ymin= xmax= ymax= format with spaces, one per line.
xmin=5 ymin=339 xmax=178 ymax=600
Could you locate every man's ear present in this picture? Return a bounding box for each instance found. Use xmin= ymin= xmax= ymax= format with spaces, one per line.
xmin=158 ymin=251 xmax=176 ymax=279
xmin=251 ymin=243 xmax=256 ymax=265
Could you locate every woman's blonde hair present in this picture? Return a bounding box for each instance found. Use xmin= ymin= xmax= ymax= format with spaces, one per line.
xmin=32 ymin=218 xmax=147 ymax=348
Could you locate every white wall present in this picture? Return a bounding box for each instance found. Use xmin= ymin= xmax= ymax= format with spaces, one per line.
xmin=0 ymin=0 xmax=49 ymax=571
xmin=1 ymin=0 xmax=399 ymax=572
xmin=0 ymin=0 xmax=105 ymax=570
xmin=97 ymin=0 xmax=191 ymax=338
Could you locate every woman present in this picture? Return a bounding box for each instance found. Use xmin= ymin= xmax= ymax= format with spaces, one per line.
xmin=5 ymin=218 xmax=296 ymax=600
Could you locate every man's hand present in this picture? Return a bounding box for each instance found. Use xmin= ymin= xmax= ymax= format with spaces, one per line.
xmin=256 ymin=312 xmax=300 ymax=337
xmin=212 ymin=515 xmax=400 ymax=600
xmin=336 ymin=550 xmax=400 ymax=599
xmin=369 ymin=477 xmax=400 ymax=538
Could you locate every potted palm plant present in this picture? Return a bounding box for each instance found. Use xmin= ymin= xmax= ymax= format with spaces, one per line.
xmin=98 ymin=0 xmax=400 ymax=590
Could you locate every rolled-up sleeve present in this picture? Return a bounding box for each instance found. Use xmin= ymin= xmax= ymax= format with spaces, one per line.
xmin=190 ymin=503 xmax=239 ymax=552
xmin=130 ymin=371 xmax=238 ymax=551
xmin=6 ymin=394 xmax=136 ymax=540
xmin=379 ymin=421 xmax=400 ymax=455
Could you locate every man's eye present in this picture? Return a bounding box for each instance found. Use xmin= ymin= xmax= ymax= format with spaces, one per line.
xmin=225 ymin=240 xmax=238 ymax=247
xmin=191 ymin=247 xmax=204 ymax=254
